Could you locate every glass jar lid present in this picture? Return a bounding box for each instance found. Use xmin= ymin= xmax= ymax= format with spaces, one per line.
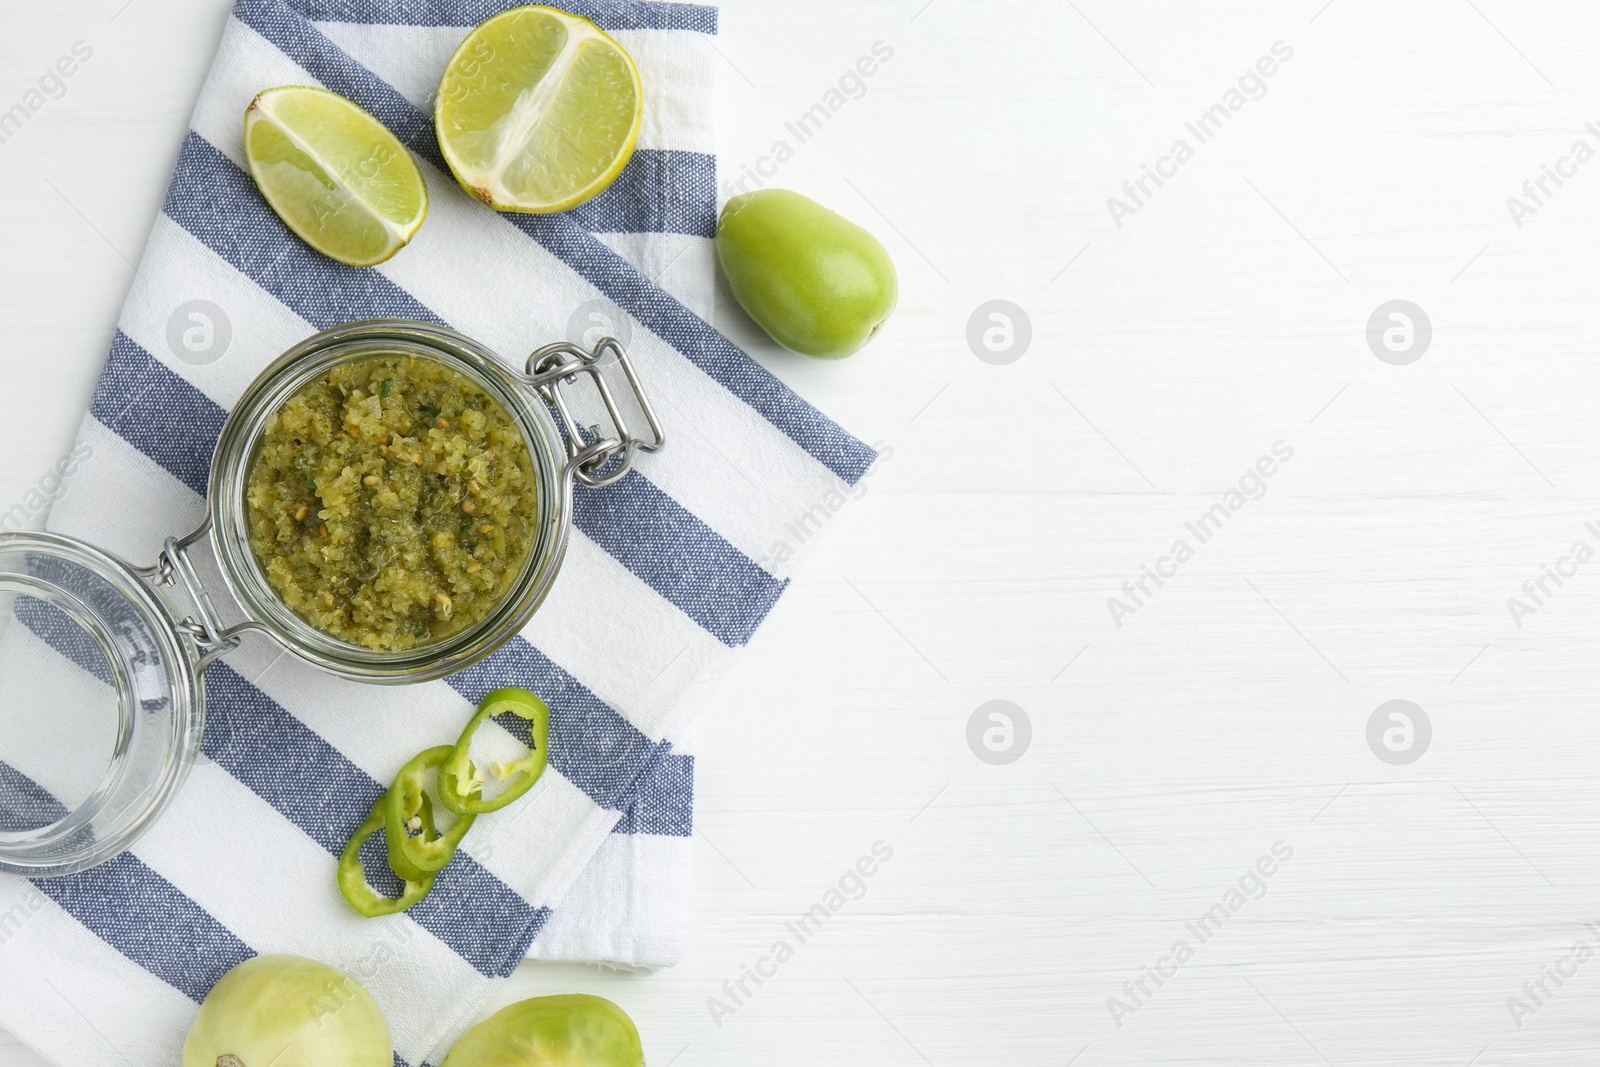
xmin=0 ymin=532 xmax=202 ymax=877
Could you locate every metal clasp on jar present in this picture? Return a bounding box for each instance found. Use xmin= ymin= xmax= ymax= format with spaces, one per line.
xmin=136 ymin=517 xmax=265 ymax=672
xmin=522 ymin=337 xmax=666 ymax=489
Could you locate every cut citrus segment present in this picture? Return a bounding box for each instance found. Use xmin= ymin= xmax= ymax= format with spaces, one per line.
xmin=244 ymin=85 xmax=428 ymax=267
xmin=435 ymin=5 xmax=643 ymax=214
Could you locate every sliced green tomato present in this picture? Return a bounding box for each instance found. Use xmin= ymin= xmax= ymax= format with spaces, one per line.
xmin=383 ymin=745 xmax=478 ymax=878
xmin=338 ymin=799 xmax=436 ymax=917
xmin=244 ymin=85 xmax=428 ymax=267
xmin=439 ymin=995 xmax=643 ymax=1067
xmin=439 ymin=687 xmax=550 ymax=815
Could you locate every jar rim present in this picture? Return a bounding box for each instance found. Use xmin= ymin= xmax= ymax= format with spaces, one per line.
xmin=207 ymin=319 xmax=572 ymax=684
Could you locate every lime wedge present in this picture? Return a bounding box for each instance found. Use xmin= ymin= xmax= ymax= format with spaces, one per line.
xmin=435 ymin=5 xmax=642 ymax=214
xmin=244 ymin=86 xmax=428 ymax=267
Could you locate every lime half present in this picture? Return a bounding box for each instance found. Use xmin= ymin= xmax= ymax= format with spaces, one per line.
xmin=435 ymin=5 xmax=642 ymax=214
xmin=244 ymin=86 xmax=428 ymax=267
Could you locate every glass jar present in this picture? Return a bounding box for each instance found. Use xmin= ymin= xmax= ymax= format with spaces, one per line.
xmin=0 ymin=319 xmax=663 ymax=877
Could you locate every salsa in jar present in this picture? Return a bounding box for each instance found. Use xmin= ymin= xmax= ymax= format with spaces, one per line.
xmin=245 ymin=354 xmax=538 ymax=650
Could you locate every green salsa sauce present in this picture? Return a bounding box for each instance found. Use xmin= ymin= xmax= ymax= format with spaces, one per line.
xmin=246 ymin=354 xmax=538 ymax=650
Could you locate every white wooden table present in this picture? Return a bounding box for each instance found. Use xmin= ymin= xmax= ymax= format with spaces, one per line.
xmin=5 ymin=0 xmax=1600 ymax=1062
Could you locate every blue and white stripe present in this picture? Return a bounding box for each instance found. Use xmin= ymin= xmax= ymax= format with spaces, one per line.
xmin=0 ymin=0 xmax=875 ymax=1063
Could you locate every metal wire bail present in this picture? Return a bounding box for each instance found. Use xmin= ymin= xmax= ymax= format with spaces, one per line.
xmin=522 ymin=336 xmax=666 ymax=488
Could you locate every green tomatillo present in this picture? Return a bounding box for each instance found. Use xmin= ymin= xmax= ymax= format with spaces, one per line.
xmin=182 ymin=955 xmax=392 ymax=1067
xmin=715 ymin=188 xmax=898 ymax=359
xmin=440 ymin=994 xmax=643 ymax=1067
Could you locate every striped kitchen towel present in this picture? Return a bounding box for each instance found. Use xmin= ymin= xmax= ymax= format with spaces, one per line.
xmin=0 ymin=1 xmax=877 ymax=1064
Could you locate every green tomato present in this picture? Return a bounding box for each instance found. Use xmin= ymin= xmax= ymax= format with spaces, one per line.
xmin=440 ymin=994 xmax=643 ymax=1067
xmin=182 ymin=955 xmax=392 ymax=1067
xmin=716 ymin=188 xmax=898 ymax=359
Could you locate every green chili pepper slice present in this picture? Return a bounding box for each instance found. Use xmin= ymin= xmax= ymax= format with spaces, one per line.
xmin=383 ymin=745 xmax=478 ymax=878
xmin=338 ymin=797 xmax=435 ymax=917
xmin=437 ymin=687 xmax=550 ymax=816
